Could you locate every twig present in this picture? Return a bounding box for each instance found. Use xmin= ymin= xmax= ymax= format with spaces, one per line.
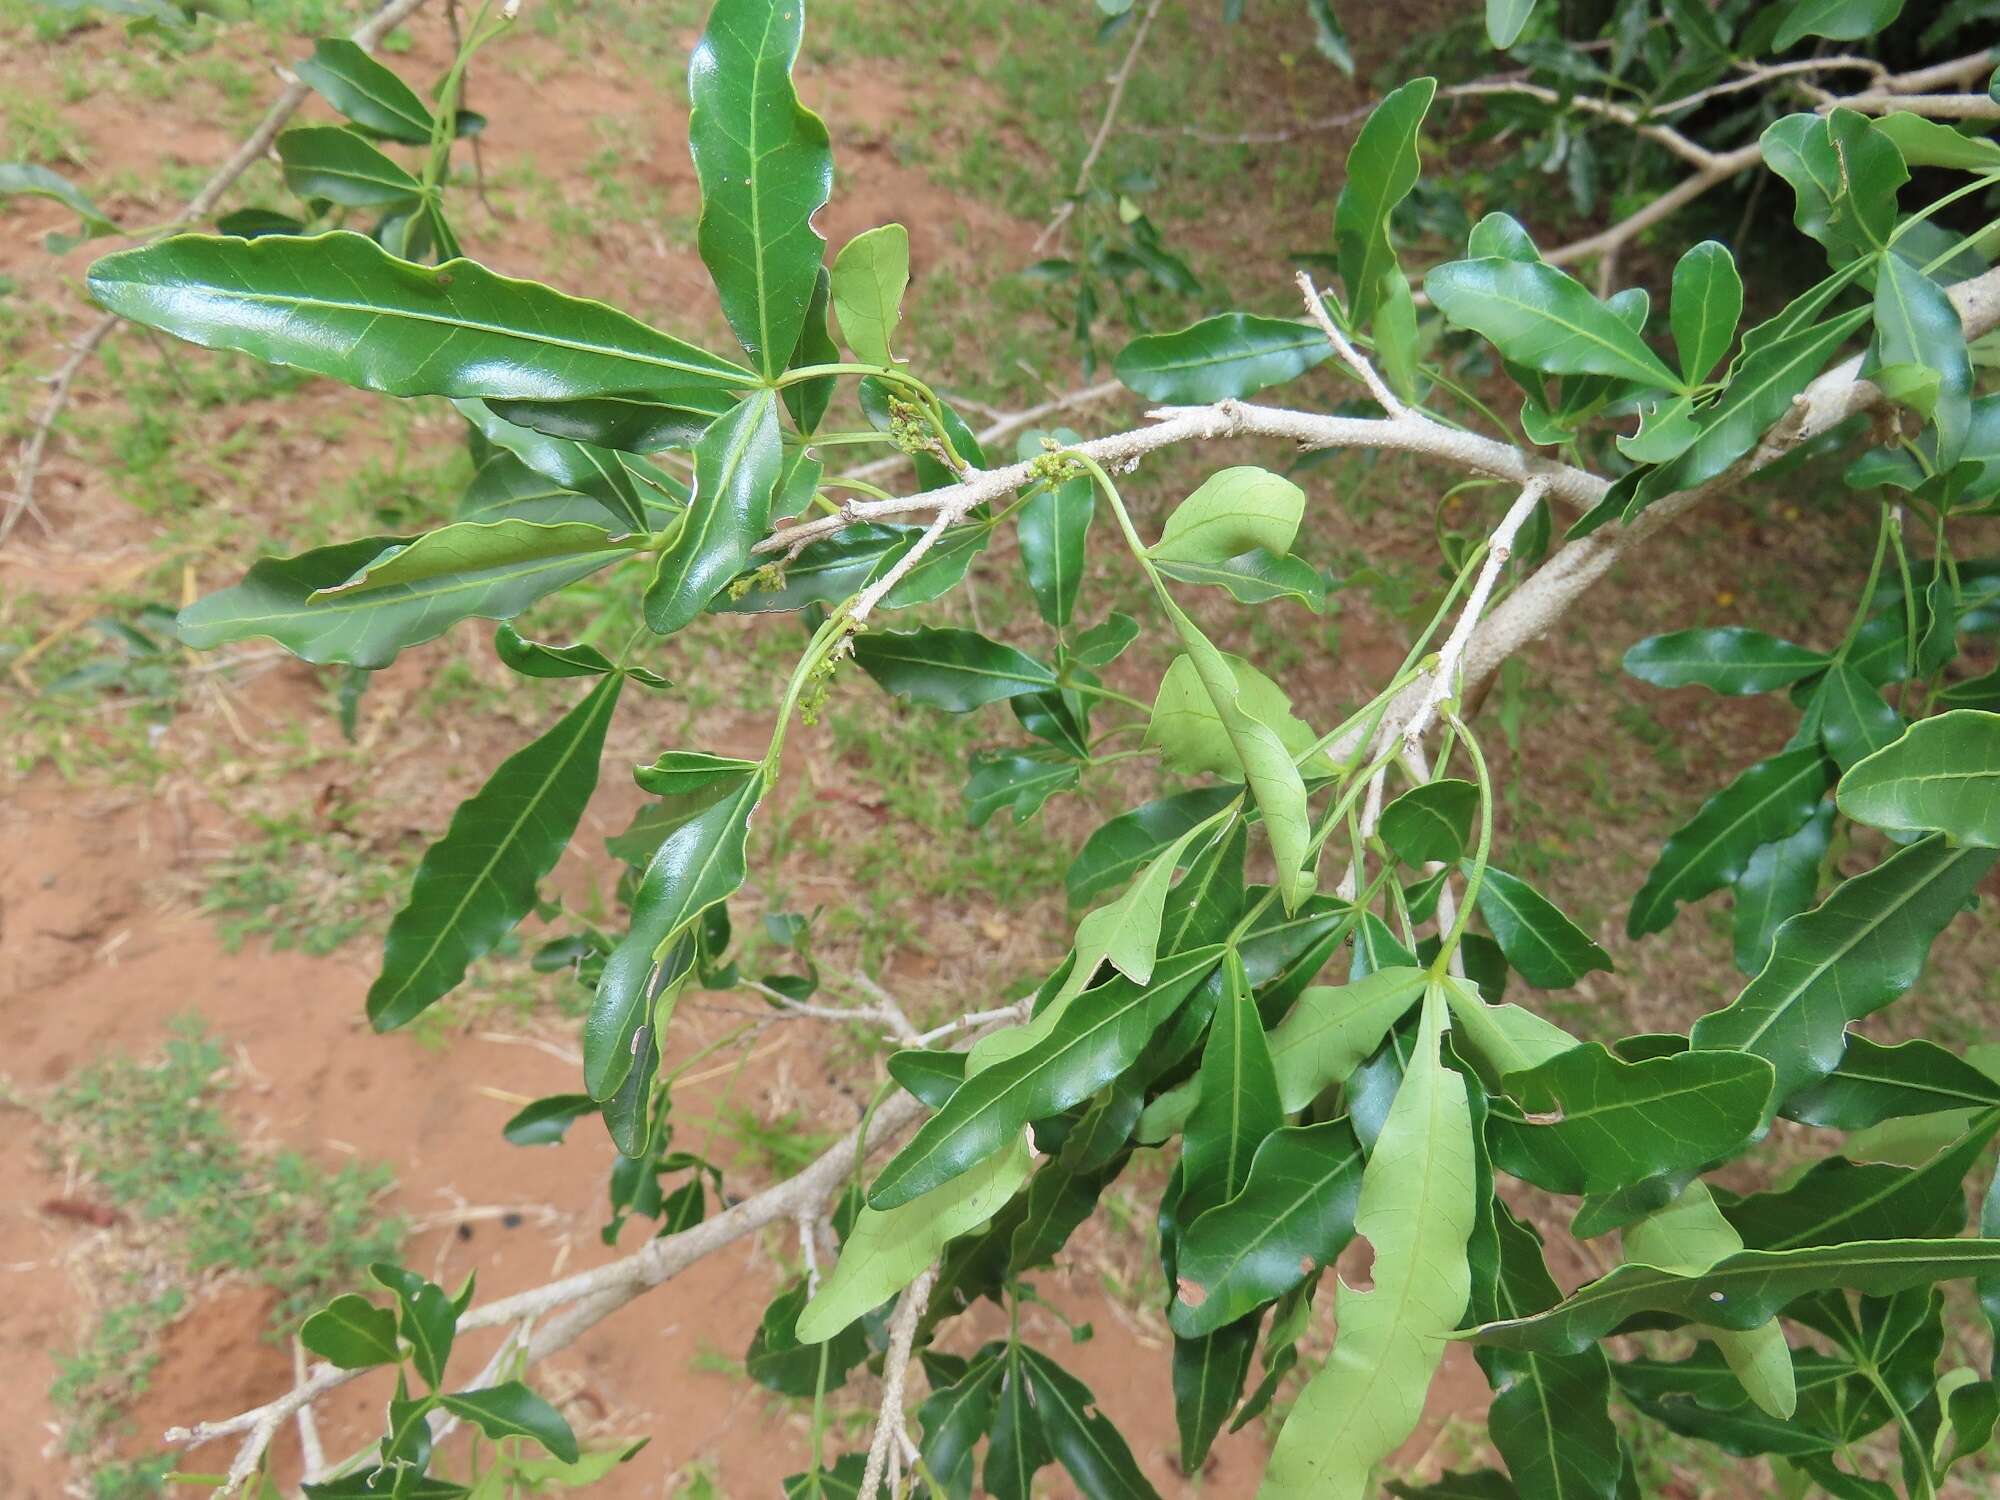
xmin=291 ymin=1339 xmax=324 ymax=1483
xmin=837 ymin=379 xmax=1126 ymax=488
xmin=4 ymin=0 xmax=437 ymax=546
xmin=1825 ymin=92 xmax=2000 ymax=120
xmin=1296 ymin=270 xmax=1405 ymax=417
xmin=1033 ymin=0 xmax=1165 ymax=255
xmin=858 ymin=1267 xmax=936 ymax=1500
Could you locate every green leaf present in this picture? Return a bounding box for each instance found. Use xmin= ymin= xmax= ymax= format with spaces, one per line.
xmin=300 ymin=1293 xmax=400 ymax=1369
xmin=1628 ymin=746 xmax=1832 ymax=938
xmin=0 ymin=161 xmax=114 ymax=236
xmin=987 ymin=1346 xmax=1053 ymax=1500
xmin=830 ymin=224 xmax=908 ymax=366
xmin=1616 ymin=1349 xmax=1841 ymax=1458
xmin=1262 ymin=982 xmax=1477 ymax=1499
xmin=1872 ymin=112 xmax=2000 ymax=172
xmin=1809 ymin=662 xmax=1903 ymax=773
xmin=1761 ymin=111 xmax=1906 ymax=264
xmin=501 ymin=1093 xmax=599 ymax=1146
xmin=1838 ymin=710 xmax=2000 ymax=845
xmin=87 ymin=231 xmax=752 ymax=401
xmin=918 ymin=1349 xmax=1004 ymax=1495
xmin=1172 ymin=1118 xmax=1365 ymax=1337
xmin=1488 ymin=1044 xmax=1773 ymax=1196
xmin=370 ymin=1264 xmax=456 ymax=1390
xmin=1442 ymin=980 xmax=1577 ymax=1086
xmin=313 ymin=520 xmax=639 ymax=599
xmin=1690 ymin=835 xmax=1998 ymax=1110
xmin=177 ymin=529 xmax=629 ymax=671
xmin=1181 ymin=951 xmax=1282 ymax=1221
xmin=1774 ymin=0 xmax=1905 ymax=47
xmin=965 ymin=751 xmax=1079 ymax=828
xmin=1149 ymin=466 xmax=1304 ymax=566
xmin=368 ymin=674 xmax=621 ymax=1031
xmin=869 ymin=945 xmax=1224 ymax=1210
xmin=1020 ymin=1347 xmax=1162 ymax=1500
xmin=1468 ymin=1239 xmax=2000 ymax=1357
xmin=1335 ymin=78 xmax=1437 ymax=328
xmin=583 ymin=773 xmax=763 ymax=1100
xmin=1471 ymin=864 xmax=1611 ymax=989
xmin=294 ymin=39 xmax=433 ymax=142
xmin=688 ymin=0 xmax=833 ymax=377
xmin=1068 ymin=787 xmax=1240 ymax=906
xmin=457 ymin=451 xmax=615 ymax=529
xmin=484 ymin=390 xmax=737 ymax=455
xmin=747 ymin=1280 xmax=870 ymax=1396
xmin=1870 ymin=252 xmax=1972 ymax=466
xmin=1486 ymin=0 xmax=1539 ymax=46
xmin=1624 ymin=627 xmax=1828 ymax=696
xmin=853 ymin=626 xmax=1058 ymax=711
xmin=1145 ymin=650 xmax=1326 ymax=779
xmin=275 ymin=126 xmax=421 ymax=207
xmin=1426 ymin=258 xmax=1682 ymax=391
xmin=496 ymin=624 xmax=665 ymax=686
xmin=799 ymin=1139 xmax=1032 ymax=1343
xmin=439 ymin=1384 xmax=579 ymax=1463
xmin=645 ymin=389 xmax=781 ymax=636
xmin=1154 ymin=550 xmax=1326 ymax=611
xmin=1114 ymin=313 xmax=1330 ymax=403
xmin=1734 ymin=804 xmax=1833 ymax=976
xmin=1669 ymin=241 xmax=1743 ymax=386
xmin=1074 ymin=612 xmax=1138 ymax=668
xmin=1379 ymin=779 xmax=1478 ymax=867
xmin=1173 ymin=1320 xmax=1259 ymax=1474
xmin=783 ymin=266 xmax=840 ymax=434
xmin=1786 ymin=1035 xmax=2000 ymax=1130
xmin=632 ymin=750 xmax=763 ymax=797
xmin=1018 ymin=441 xmax=1095 ymax=628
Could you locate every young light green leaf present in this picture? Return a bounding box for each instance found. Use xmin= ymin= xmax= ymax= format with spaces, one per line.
xmin=1470 ymin=864 xmax=1609 ymax=989
xmin=1690 ymin=835 xmax=1998 ymax=1111
xmin=1486 ymin=0 xmax=1539 ymax=46
xmin=1625 ymin=627 xmax=1827 ymax=696
xmin=1261 ymin=982 xmax=1476 ymax=1499
xmin=688 ymin=0 xmax=833 ymax=376
xmin=645 ymin=389 xmax=781 ymax=636
xmin=300 ymin=1293 xmax=400 ymax=1369
xmin=1425 ymin=258 xmax=1683 ymax=391
xmin=294 ymin=39 xmax=434 ymax=142
xmin=830 ymin=224 xmax=909 ymax=367
xmin=1628 ymin=746 xmax=1832 ymax=938
xmin=1172 ymin=1119 xmax=1365 ymax=1338
xmin=313 ymin=520 xmax=639 ymax=597
xmin=1441 ymin=978 xmax=1578 ymax=1085
xmin=852 ymin=626 xmax=1059 ymax=711
xmin=1872 ymin=111 xmax=2000 ymax=171
xmin=439 ymin=1384 xmax=579 ymax=1463
xmin=1469 ymin=1239 xmax=2000 ymax=1358
xmin=275 ymin=126 xmax=422 ymax=207
xmin=1145 ymin=651 xmax=1326 ymax=779
xmin=1870 ymin=252 xmax=1972 ymax=467
xmin=1489 ymin=1044 xmax=1774 ymax=1196
xmin=1669 ymin=240 xmax=1743 ymax=386
xmin=368 ymin=674 xmax=622 ymax=1031
xmin=584 ymin=772 xmax=763 ymax=1100
xmin=1838 ymin=709 xmax=2000 ymax=845
xmin=1335 ymin=78 xmax=1437 ymax=328
xmin=1149 ymin=466 xmax=1305 ymax=566
xmin=88 ymin=232 xmax=754 ymax=399
xmin=1154 ymin=550 xmax=1327 ymax=612
xmin=1379 ymin=779 xmax=1478 ymax=867
xmin=1114 ymin=314 xmax=1331 ymax=403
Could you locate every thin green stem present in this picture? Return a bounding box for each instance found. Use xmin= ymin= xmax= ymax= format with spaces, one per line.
xmin=1835 ymin=505 xmax=1895 ymax=660
xmin=1431 ymin=715 xmax=1492 ymax=975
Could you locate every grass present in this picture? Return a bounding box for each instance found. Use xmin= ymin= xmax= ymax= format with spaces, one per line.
xmin=200 ymin=810 xmax=410 ymax=955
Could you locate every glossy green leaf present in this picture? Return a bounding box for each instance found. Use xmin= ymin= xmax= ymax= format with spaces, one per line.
xmin=853 ymin=626 xmax=1058 ymax=712
xmin=369 ymin=674 xmax=621 ymax=1031
xmin=1471 ymin=864 xmax=1610 ymax=989
xmin=1173 ymin=1320 xmax=1259 ymax=1474
xmin=300 ymin=1293 xmax=400 ymax=1369
xmin=1155 ymin=549 xmax=1326 ymax=611
xmin=1670 ymin=241 xmax=1743 ymax=386
xmin=1073 ymin=612 xmax=1139 ymax=668
xmin=87 ymin=231 xmax=752 ymax=400
xmin=484 ymin=390 xmax=736 ymax=455
xmin=688 ymin=0 xmax=833 ymax=376
xmin=1021 ymin=1346 xmax=1162 ymax=1500
xmin=1262 ymin=983 xmax=1476 ymax=1499
xmin=1335 ymin=78 xmax=1437 ymax=327
xmin=457 ymin=451 xmax=616 ymax=529
xmin=1018 ymin=442 xmax=1095 ymax=628
xmin=370 ymin=1264 xmax=456 ymax=1390
xmin=1624 ymin=627 xmax=1828 ymax=696
xmin=495 ymin=624 xmax=665 ymax=685
xmin=1774 ymin=0 xmax=1905 ymax=47
xmin=501 ymin=1093 xmax=598 ymax=1146
xmin=1489 ymin=1044 xmax=1773 ymax=1195
xmin=1114 ymin=313 xmax=1330 ymax=403
xmin=747 ymin=1280 xmax=870 ymax=1396
xmin=1380 ymin=778 xmax=1477 ymax=867
xmin=1838 ymin=710 xmax=2000 ymax=845
xmin=439 ymin=1383 xmax=578 ymax=1463
xmin=1468 ymin=1239 xmax=2000 ymax=1357
xmin=1761 ymin=111 xmax=1905 ymax=264
xmin=315 ymin=519 xmax=637 ymax=596
xmin=294 ymin=40 xmax=433 ymax=143
xmin=0 ymin=161 xmax=114 ymax=235
xmin=1172 ymin=1119 xmax=1364 ymax=1337
xmin=177 ymin=529 xmax=628 ymax=671
xmin=986 ymin=1346 xmax=1053 ymax=1500
xmin=1871 ymin=255 xmax=1972 ymax=470
xmin=965 ymin=751 xmax=1079 ymax=828
xmin=1046 ymin=816 xmax=1228 ymax=1009
xmin=869 ymin=945 xmax=1224 ymax=1209
xmin=1426 ymin=258 xmax=1682 ymax=390
xmin=645 ymin=389 xmax=781 ymax=636
xmin=1785 ymin=1035 xmax=2000 ymax=1129
xmin=632 ymin=750 xmax=762 ymax=798
xmin=783 ymin=266 xmax=839 ymax=435
xmin=830 ymin=224 xmax=908 ymax=366
xmin=1872 ymin=111 xmax=2000 ymax=172
xmin=1690 ymin=835 xmax=1998 ymax=1110
xmin=1733 ymin=803 xmax=1833 ymax=976
xmin=1181 ymin=951 xmax=1282 ymax=1222
xmin=584 ymin=772 xmax=763 ymax=1100
xmin=1486 ymin=0 xmax=1539 ymax=46
xmin=1628 ymin=746 xmax=1832 ymax=938
xmin=1616 ymin=1349 xmax=1842 ymax=1458
xmin=918 ymin=1349 xmax=1004 ymax=1496
xmin=276 ymin=126 xmax=421 ymax=207
xmin=1810 ymin=662 xmax=1903 ymax=773
xmin=1149 ymin=466 xmax=1304 ymax=567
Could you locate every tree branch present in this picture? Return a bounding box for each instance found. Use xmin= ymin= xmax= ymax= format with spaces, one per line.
xmin=1033 ymin=0 xmax=1165 ymax=255
xmin=4 ymin=0 xmax=438 ymax=547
